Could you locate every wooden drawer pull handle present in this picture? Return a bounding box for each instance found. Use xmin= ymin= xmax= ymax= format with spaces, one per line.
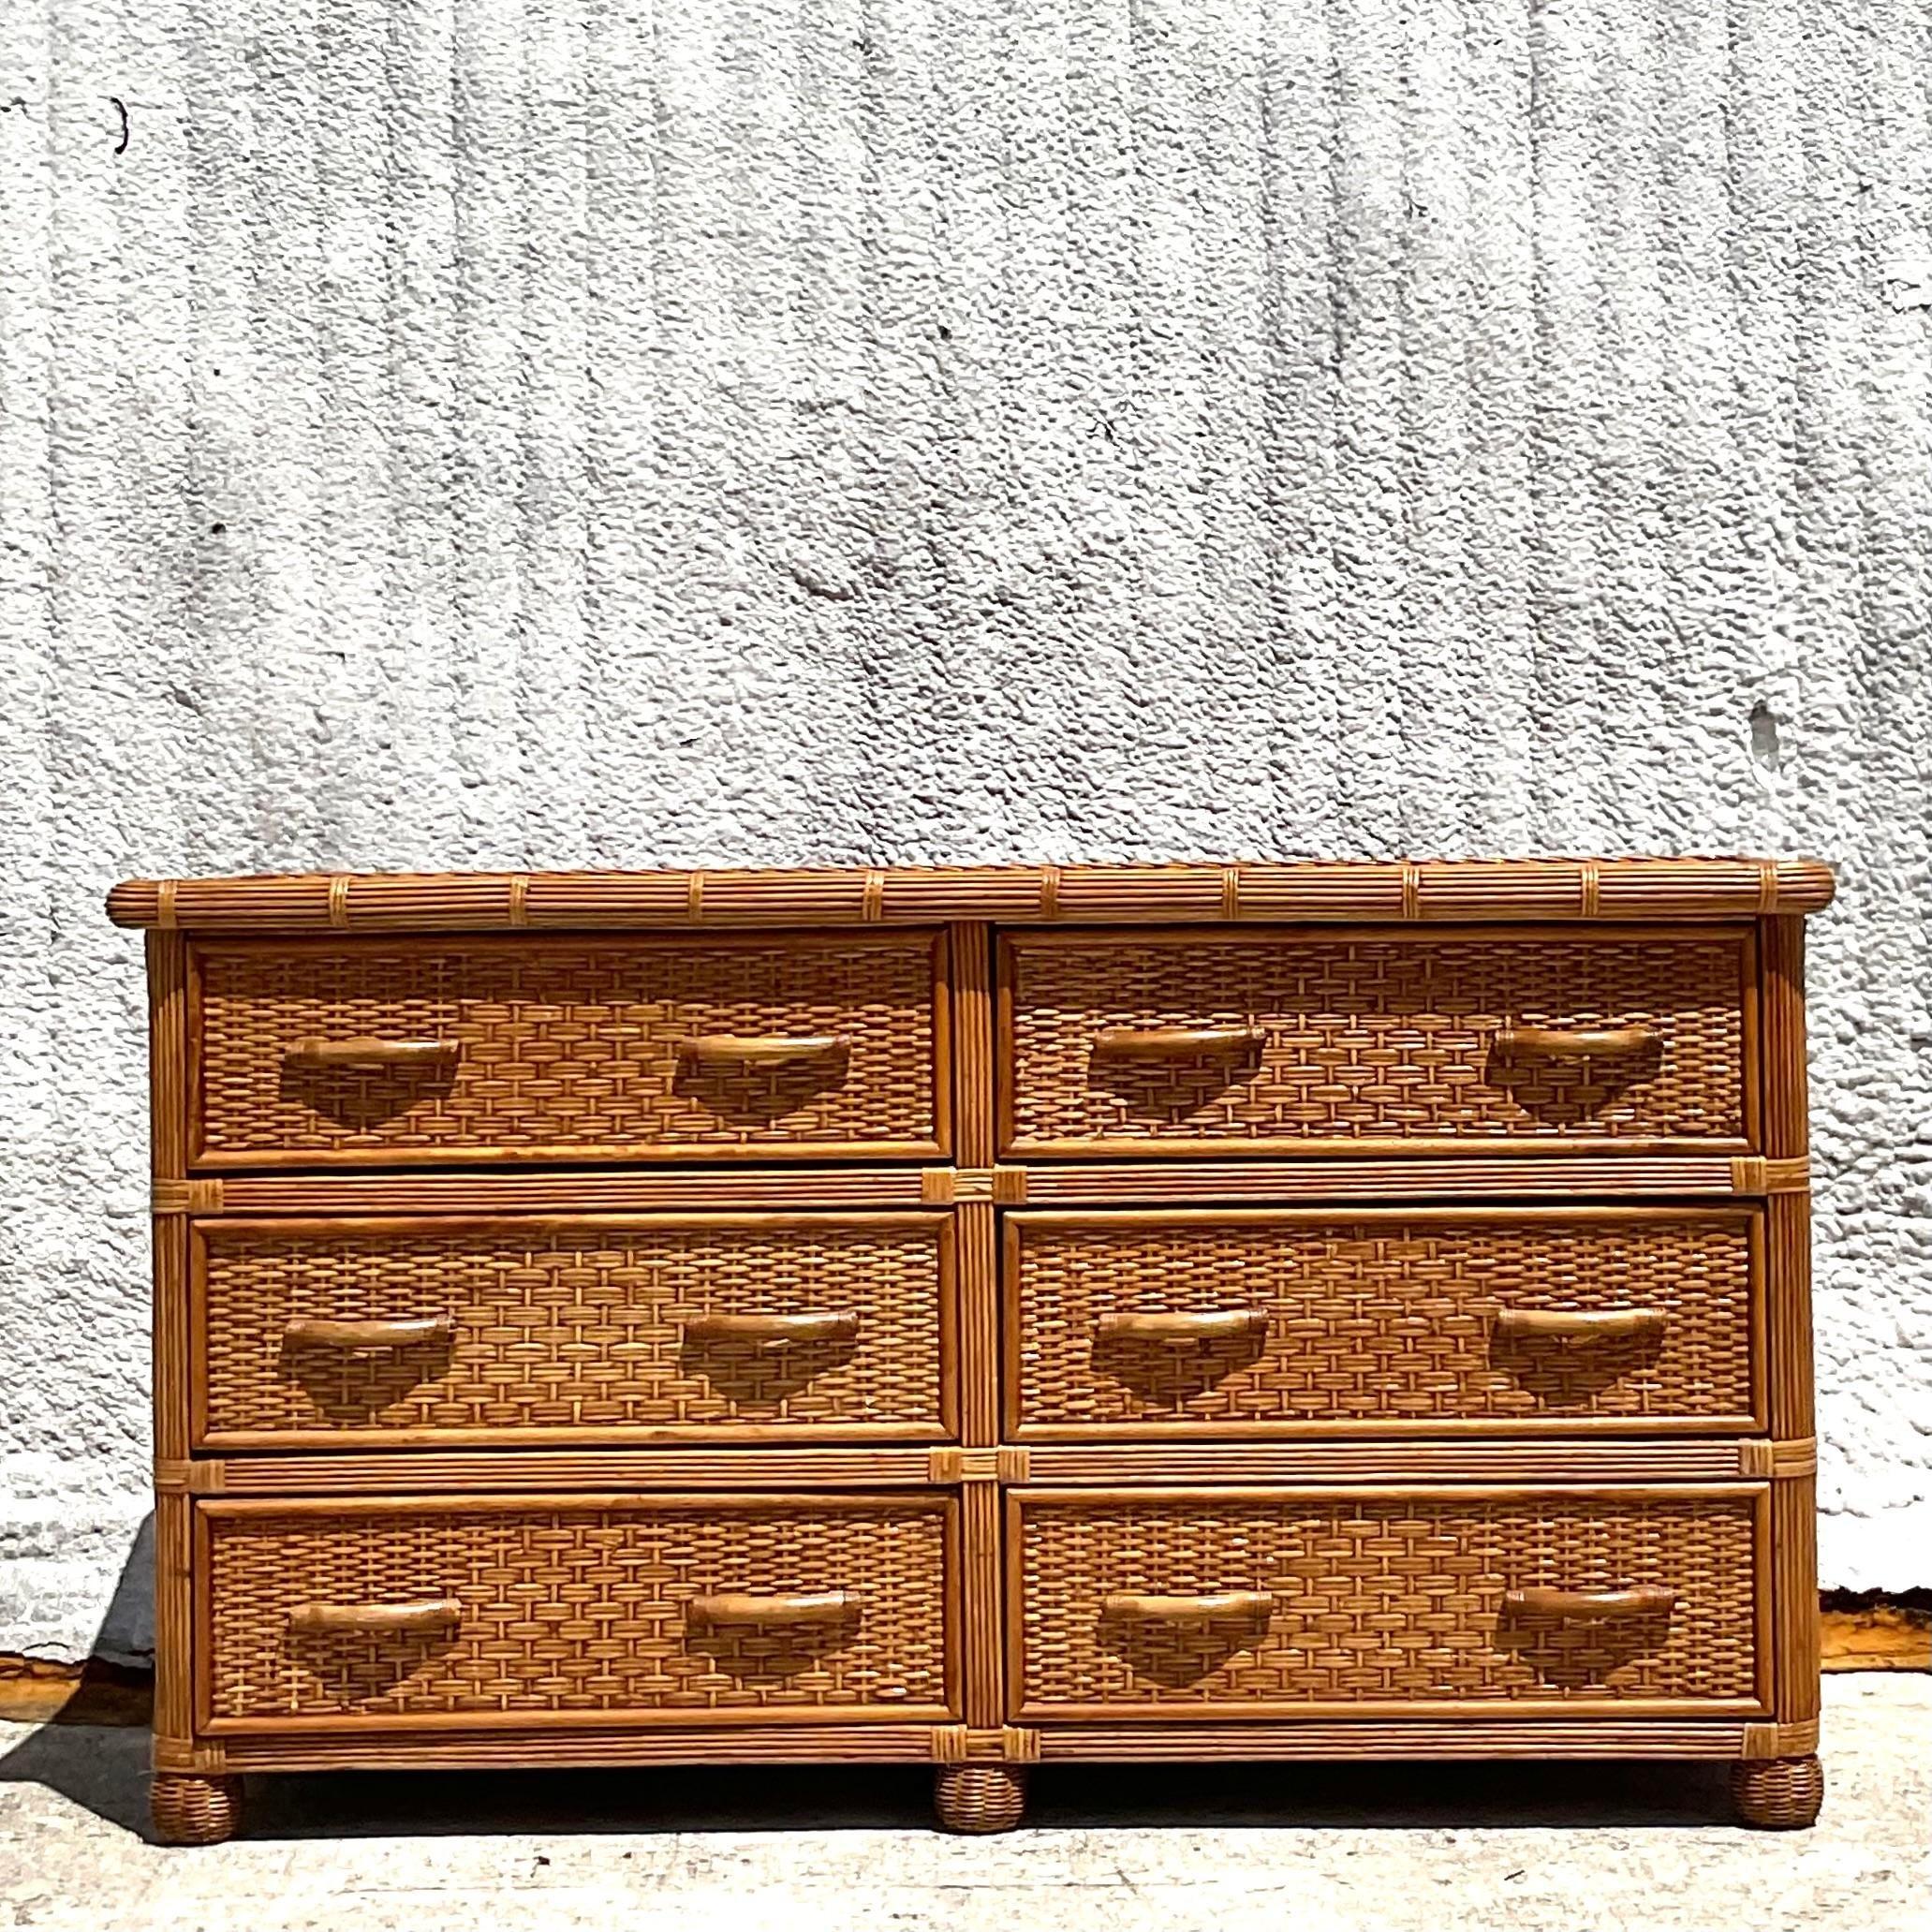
xmin=1096 ymin=1311 xmax=1268 ymax=1345
xmin=284 ymin=1316 xmax=455 ymax=1349
xmin=686 ymin=1591 xmax=852 ymax=1627
xmin=1094 ymin=1025 xmax=1263 ymax=1057
xmin=288 ymin=1600 xmax=462 ymax=1636
xmin=285 ymin=1037 xmax=462 ymax=1069
xmin=684 ymin=1312 xmax=859 ymax=1350
xmin=1493 ymin=1025 xmax=1659 ymax=1058
xmin=1493 ymin=1308 xmax=1665 ymax=1344
xmin=677 ymin=1034 xmax=849 ymax=1066
xmin=1502 ymin=1586 xmax=1676 ymax=1621
xmin=1102 ymin=1591 xmax=1275 ymax=1622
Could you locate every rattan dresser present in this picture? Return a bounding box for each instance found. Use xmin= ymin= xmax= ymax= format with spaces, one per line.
xmin=107 ymin=859 xmax=1832 ymax=1841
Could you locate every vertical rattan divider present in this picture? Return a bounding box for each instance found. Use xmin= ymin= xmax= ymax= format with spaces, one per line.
xmin=147 ymin=929 xmax=243 ymax=1842
xmin=1733 ymin=915 xmax=1823 ymax=1826
xmin=935 ymin=921 xmax=1029 ymax=1827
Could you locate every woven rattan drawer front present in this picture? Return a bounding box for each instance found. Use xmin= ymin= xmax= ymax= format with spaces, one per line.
xmin=194 ymin=1213 xmax=953 ymax=1448
xmin=999 ymin=928 xmax=1754 ymax=1155
xmin=1011 ymin=1486 xmax=1767 ymax=1719
xmin=199 ymin=1494 xmax=957 ymax=1730
xmin=1010 ymin=1207 xmax=1760 ymax=1438
xmin=189 ymin=932 xmax=948 ymax=1166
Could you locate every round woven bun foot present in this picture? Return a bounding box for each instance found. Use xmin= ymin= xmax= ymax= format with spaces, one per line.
xmin=934 ymin=1763 xmax=1026 ymax=1834
xmin=1731 ymin=1754 xmax=1822 ymax=1830
xmin=152 ymin=1773 xmax=243 ymax=1845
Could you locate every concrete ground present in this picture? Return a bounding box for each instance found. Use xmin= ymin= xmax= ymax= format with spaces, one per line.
xmin=1 ymin=1679 xmax=1925 ymax=1932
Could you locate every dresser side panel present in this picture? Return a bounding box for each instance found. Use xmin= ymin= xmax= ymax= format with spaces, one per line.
xmin=147 ymin=933 xmax=198 ymax=1757
xmin=1760 ymin=918 xmax=1820 ymax=1734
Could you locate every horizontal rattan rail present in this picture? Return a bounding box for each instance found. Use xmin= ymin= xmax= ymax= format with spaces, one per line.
xmin=161 ymin=1438 xmax=1816 ymax=1496
xmin=152 ymin=1155 xmax=1812 ymax=1218
xmin=189 ymin=1713 xmax=1811 ymax=1775
xmin=107 ymin=858 xmax=1834 ymax=934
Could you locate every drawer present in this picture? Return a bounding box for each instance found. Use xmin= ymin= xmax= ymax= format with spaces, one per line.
xmin=1009 ymin=1207 xmax=1760 ymax=1438
xmin=1010 ymin=1486 xmax=1767 ymax=1718
xmin=998 ymin=928 xmax=1755 ymax=1155
xmin=189 ymin=932 xmax=949 ymax=1166
xmin=193 ymin=1213 xmax=954 ymax=1448
xmin=199 ymin=1494 xmax=958 ymax=1729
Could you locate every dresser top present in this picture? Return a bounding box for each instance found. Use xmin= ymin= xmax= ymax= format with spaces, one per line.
xmin=106 ymin=857 xmax=1835 ymax=935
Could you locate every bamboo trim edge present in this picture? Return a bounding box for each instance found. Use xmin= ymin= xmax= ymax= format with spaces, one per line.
xmin=106 ymin=859 xmax=1836 ymax=935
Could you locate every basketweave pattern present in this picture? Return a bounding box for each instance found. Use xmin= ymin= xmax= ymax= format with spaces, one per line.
xmin=195 ymin=937 xmax=939 ymax=1156
xmin=200 ymin=1220 xmax=947 ymax=1438
xmin=1006 ymin=936 xmax=1747 ymax=1144
xmin=1018 ymin=1496 xmax=1759 ymax=1707
xmin=1014 ymin=1215 xmax=1754 ymax=1428
xmin=207 ymin=1502 xmax=951 ymax=1719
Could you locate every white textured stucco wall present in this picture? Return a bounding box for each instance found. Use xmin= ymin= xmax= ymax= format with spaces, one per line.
xmin=2 ymin=0 xmax=1928 ymax=1661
